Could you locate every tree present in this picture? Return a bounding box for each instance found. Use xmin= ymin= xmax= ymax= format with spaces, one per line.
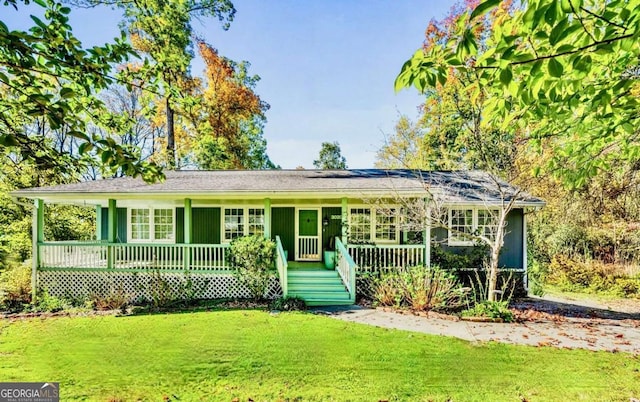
xmin=388 ymin=0 xmax=527 ymax=301
xmin=0 ymin=0 xmax=160 ymax=181
xmin=313 ymin=141 xmax=347 ymax=170
xmin=189 ymin=41 xmax=273 ymax=169
xmin=74 ymin=0 xmax=237 ymax=168
xmin=396 ymin=0 xmax=640 ymax=189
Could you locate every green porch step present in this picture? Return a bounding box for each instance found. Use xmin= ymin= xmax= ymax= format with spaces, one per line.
xmin=287 ymin=270 xmax=341 ymax=277
xmin=288 ymin=284 xmax=346 ymax=292
xmin=286 ymin=268 xmax=352 ymax=307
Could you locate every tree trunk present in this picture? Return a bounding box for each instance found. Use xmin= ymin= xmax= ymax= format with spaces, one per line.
xmin=487 ymin=211 xmax=506 ymax=302
xmin=487 ymin=245 xmax=501 ymax=301
xmin=166 ymin=97 xmax=176 ymax=169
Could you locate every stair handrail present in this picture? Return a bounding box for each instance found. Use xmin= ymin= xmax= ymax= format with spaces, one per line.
xmin=275 ymin=236 xmax=288 ymax=296
xmin=335 ymin=237 xmax=357 ymax=303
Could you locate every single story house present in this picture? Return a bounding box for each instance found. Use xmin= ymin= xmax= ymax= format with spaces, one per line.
xmin=12 ymin=169 xmax=544 ymax=306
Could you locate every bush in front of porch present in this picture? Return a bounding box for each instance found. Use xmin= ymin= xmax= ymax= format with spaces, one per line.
xmin=229 ymin=235 xmax=276 ymax=301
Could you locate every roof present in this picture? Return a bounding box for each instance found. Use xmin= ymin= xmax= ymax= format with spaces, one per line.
xmin=11 ymin=169 xmax=545 ymax=207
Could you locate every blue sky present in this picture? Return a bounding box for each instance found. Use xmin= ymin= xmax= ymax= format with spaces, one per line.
xmin=7 ymin=0 xmax=455 ymax=168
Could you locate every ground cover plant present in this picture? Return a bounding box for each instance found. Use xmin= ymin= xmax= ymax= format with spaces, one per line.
xmin=1 ymin=310 xmax=639 ymax=401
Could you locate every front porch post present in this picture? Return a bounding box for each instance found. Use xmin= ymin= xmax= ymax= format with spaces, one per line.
xmin=107 ymin=199 xmax=116 ymax=269
xmin=264 ymin=198 xmax=271 ymax=238
xmin=31 ymin=199 xmax=44 ymax=301
xmin=184 ymin=198 xmax=192 ymax=270
xmin=341 ymin=197 xmax=348 ymax=245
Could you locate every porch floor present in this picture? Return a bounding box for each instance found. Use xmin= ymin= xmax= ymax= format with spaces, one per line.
xmin=287 ymin=261 xmax=328 ymax=270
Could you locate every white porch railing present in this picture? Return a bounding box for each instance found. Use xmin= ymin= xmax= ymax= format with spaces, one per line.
xmin=347 ymin=244 xmax=425 ymax=272
xmin=297 ymin=235 xmax=320 ymax=260
xmin=38 ymin=242 xmax=230 ymax=271
xmin=275 ymin=236 xmax=288 ymax=296
xmin=335 ymin=238 xmax=356 ymax=303
xmin=39 ymin=242 xmax=109 ymax=269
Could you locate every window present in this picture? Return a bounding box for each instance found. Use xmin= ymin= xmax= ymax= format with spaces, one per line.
xmin=349 ymin=207 xmax=399 ymax=243
xmin=477 ymin=209 xmax=499 ymax=239
xmin=223 ymin=207 xmax=265 ymax=241
xmin=153 ymin=209 xmax=174 ymax=241
xmin=375 ymin=208 xmax=397 ymax=241
xmin=224 ymin=208 xmax=245 ymax=241
xmin=449 ymin=209 xmax=473 ymax=245
xmin=128 ymin=207 xmax=174 ymax=242
xmin=349 ymin=208 xmax=371 ymax=242
xmin=248 ymin=208 xmax=264 ymax=236
xmin=131 ymin=209 xmax=150 ymax=241
xmin=448 ymin=208 xmax=503 ymax=246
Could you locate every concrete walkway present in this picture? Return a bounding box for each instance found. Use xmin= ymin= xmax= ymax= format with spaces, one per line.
xmin=312 ymin=304 xmax=640 ymax=353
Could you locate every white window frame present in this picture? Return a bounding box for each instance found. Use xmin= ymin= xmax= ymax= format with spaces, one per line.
xmin=448 ymin=208 xmax=502 ymax=246
xmin=348 ymin=206 xmax=400 ymax=244
xmin=221 ymin=206 xmax=266 ymax=243
xmin=127 ymin=207 xmax=176 ymax=243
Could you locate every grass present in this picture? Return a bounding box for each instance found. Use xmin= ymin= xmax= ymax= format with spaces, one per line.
xmin=0 ymin=310 xmax=639 ymax=401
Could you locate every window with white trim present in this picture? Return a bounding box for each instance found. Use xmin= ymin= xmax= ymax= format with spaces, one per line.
xmin=130 ymin=208 xmax=150 ymax=241
xmin=349 ymin=207 xmax=399 ymax=243
xmin=349 ymin=208 xmax=371 ymax=242
xmin=223 ymin=207 xmax=265 ymax=241
xmin=224 ymin=208 xmax=245 ymax=241
xmin=248 ymin=208 xmax=264 ymax=236
xmin=128 ymin=207 xmax=174 ymax=242
xmin=375 ymin=207 xmax=397 ymax=241
xmin=449 ymin=209 xmax=473 ymax=245
xmin=448 ymin=208 xmax=502 ymax=246
xmin=477 ymin=209 xmax=499 ymax=239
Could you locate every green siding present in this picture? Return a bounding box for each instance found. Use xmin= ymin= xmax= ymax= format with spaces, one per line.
xmin=101 ymin=207 xmax=127 ymax=242
xmin=501 ymin=209 xmax=523 ymax=268
xmin=175 ymin=207 xmax=184 ymax=243
xmin=192 ymin=207 xmax=221 ymax=244
xmin=433 ymin=208 xmax=524 ymax=268
xmin=272 ymin=207 xmax=295 ymax=261
xmin=100 ymin=208 xmax=107 ymax=240
xmin=321 ymin=207 xmax=342 ymax=250
xmin=116 ymin=208 xmax=127 ymax=243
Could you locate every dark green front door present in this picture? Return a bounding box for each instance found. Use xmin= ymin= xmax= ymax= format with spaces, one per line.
xmin=297 ymin=209 xmax=320 ymax=260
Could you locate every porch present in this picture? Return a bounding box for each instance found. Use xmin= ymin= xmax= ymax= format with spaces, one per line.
xmin=36 ymin=239 xmax=427 ymax=305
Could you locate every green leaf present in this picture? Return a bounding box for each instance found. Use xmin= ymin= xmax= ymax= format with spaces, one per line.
xmin=560 ymin=0 xmax=573 ymax=13
xmin=60 ymin=87 xmax=75 ymax=98
xmin=470 ymin=0 xmax=502 ymax=21
xmin=68 ymin=130 xmax=90 ymax=141
xmin=33 ymin=0 xmax=46 ymax=7
xmin=549 ymin=19 xmax=568 ymax=46
xmin=499 ymin=67 xmax=513 ymax=86
xmin=548 ymin=58 xmax=564 ymax=77
xmin=78 ymin=142 xmax=93 ymax=155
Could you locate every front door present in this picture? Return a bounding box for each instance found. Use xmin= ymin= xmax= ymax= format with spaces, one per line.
xmin=296 ymin=209 xmax=320 ymax=261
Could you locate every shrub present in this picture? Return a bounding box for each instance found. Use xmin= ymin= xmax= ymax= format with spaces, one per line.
xmin=270 ymin=296 xmax=306 ymax=311
xmin=32 ymin=290 xmax=70 ymax=313
xmin=230 ymin=235 xmax=276 ymax=301
xmin=373 ymin=265 xmax=464 ymax=312
xmin=546 ymin=255 xmax=640 ymax=298
xmin=90 ymin=285 xmax=129 ymax=311
xmin=461 ymin=300 xmax=514 ymax=322
xmin=144 ymin=271 xmax=210 ymax=309
xmin=0 ymin=263 xmax=32 ymax=311
xmin=430 ymin=243 xmax=488 ymax=270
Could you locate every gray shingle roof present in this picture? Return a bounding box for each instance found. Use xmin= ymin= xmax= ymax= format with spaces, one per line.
xmin=11 ymin=169 xmax=544 ymax=206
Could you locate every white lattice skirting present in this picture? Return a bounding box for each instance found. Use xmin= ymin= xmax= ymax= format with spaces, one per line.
xmin=38 ymin=271 xmax=282 ymax=302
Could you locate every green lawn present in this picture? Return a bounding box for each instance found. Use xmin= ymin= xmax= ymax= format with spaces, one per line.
xmin=0 ymin=310 xmax=638 ymax=401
